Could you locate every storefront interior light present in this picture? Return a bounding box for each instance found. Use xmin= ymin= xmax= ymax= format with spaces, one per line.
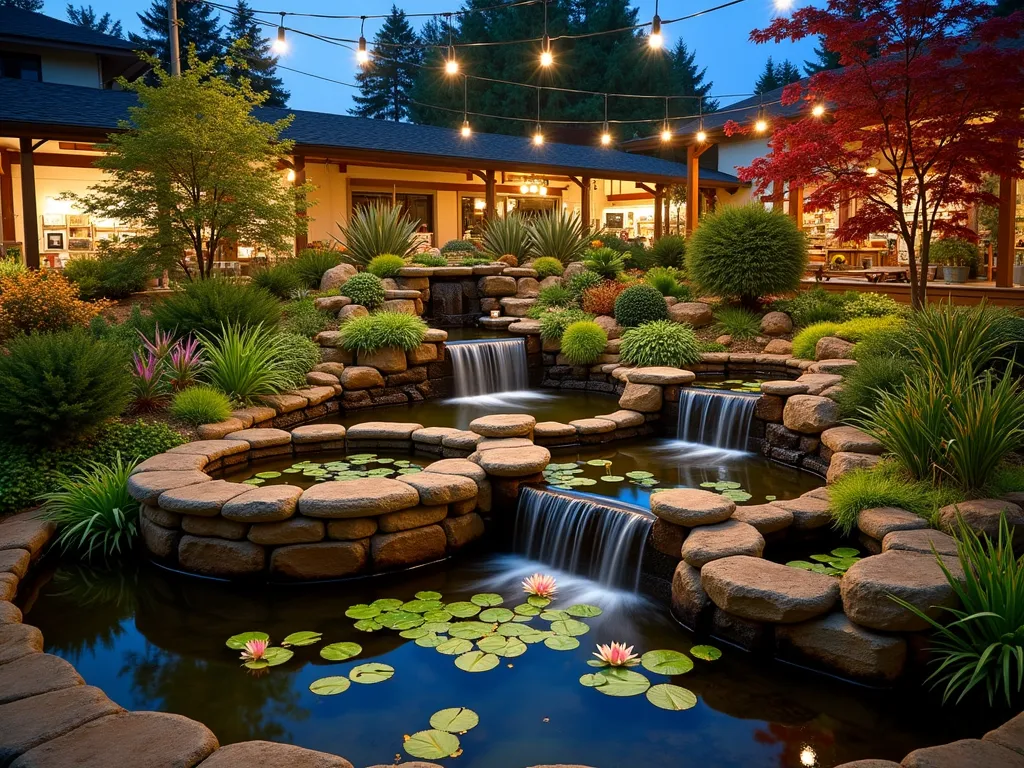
xmin=474 ymin=199 xmax=486 ymax=210
xmin=520 ymin=184 xmax=530 ymax=194
xmin=539 ymin=186 xmax=548 ymax=195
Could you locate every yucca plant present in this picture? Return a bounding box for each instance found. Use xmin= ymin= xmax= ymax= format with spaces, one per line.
xmin=583 ymin=247 xmax=625 ymax=278
xmin=527 ymin=210 xmax=592 ymax=264
xmin=39 ymin=453 xmax=141 ymax=561
xmin=891 ymin=514 xmax=1024 ymax=707
xmin=336 ymin=203 xmax=418 ymax=266
xmin=199 ymin=323 xmax=294 ymax=403
xmin=481 ymin=212 xmax=531 ymax=261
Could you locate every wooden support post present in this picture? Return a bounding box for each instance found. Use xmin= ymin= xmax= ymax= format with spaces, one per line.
xmin=788 ymin=183 xmax=804 ymax=225
xmin=0 ymin=152 xmax=14 ymax=243
xmin=686 ymin=144 xmax=701 ymax=234
xmin=293 ymin=155 xmax=308 ymax=255
xmin=484 ymin=170 xmax=496 ymax=221
xmin=580 ymin=176 xmax=591 ymax=228
xmin=653 ymin=184 xmax=664 ymax=240
xmin=996 ymin=172 xmax=1017 ymax=288
xmin=18 ymin=138 xmax=39 ymax=270
xmin=663 ymin=193 xmax=670 ymax=235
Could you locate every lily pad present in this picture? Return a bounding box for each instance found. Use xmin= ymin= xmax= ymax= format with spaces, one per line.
xmin=544 ymin=636 xmax=580 ymax=651
xmin=477 ymin=635 xmax=510 ymax=654
xmin=281 ymin=631 xmax=322 ymax=647
xmin=579 ymin=672 xmax=608 ymax=688
xmin=242 ymin=478 xmax=265 ymax=486
xmin=430 ymin=707 xmax=479 ymax=733
xmin=587 ymin=459 xmax=611 ymax=466
xmin=470 ymin=593 xmax=503 ymax=607
xmin=540 ymin=609 xmax=569 ymax=621
xmin=550 ymin=619 xmax=590 ymax=637
xmin=786 ymin=560 xmax=816 ymax=570
xmin=255 ymin=471 xmax=281 ymax=479
xmin=344 ymin=604 xmax=381 ymax=620
xmin=565 ymin=604 xmax=602 ymax=618
xmin=446 ymin=601 xmax=481 ymax=618
xmin=455 ymin=650 xmax=500 ymax=672
xmin=479 ymin=608 xmax=514 ymax=623
xmin=261 ymin=647 xmax=293 ymax=667
xmin=416 ymin=590 xmax=443 ymax=600
xmin=422 ymin=610 xmax=452 ymax=623
xmin=519 ymin=630 xmax=554 ymax=644
xmin=496 ymin=623 xmax=529 ymax=637
xmin=377 ymin=611 xmax=424 ymax=630
xmin=436 ymin=638 xmax=474 ymax=656
xmin=402 ymin=599 xmax=444 ymax=614
xmin=527 ymin=595 xmax=551 ymax=608
xmin=399 ymin=627 xmax=431 ymax=639
xmin=641 ymin=649 xmax=694 ymax=676
xmin=319 ymin=642 xmax=362 ymax=662
xmin=226 ymin=631 xmax=269 ymax=650
xmin=600 ymin=475 xmax=626 ymax=482
xmin=349 ymin=662 xmax=394 ymax=684
xmin=353 ymin=619 xmax=382 ymax=632
xmin=416 ymin=634 xmax=444 ymax=648
xmin=423 ymin=621 xmax=452 ymax=633
xmin=449 ymin=621 xmax=494 ymax=640
xmin=514 ymin=604 xmax=540 ymax=616
xmin=832 ymin=547 xmax=859 ymax=558
xmin=309 ymin=676 xmax=350 ymax=695
xmin=404 ymin=730 xmax=460 ymax=760
xmin=591 ymin=667 xmax=651 ymax=697
xmin=625 ymin=471 xmax=654 ymax=480
xmin=494 ymin=637 xmax=527 ymax=658
xmin=690 ymin=645 xmax=722 ymax=661
xmin=646 ymin=683 xmax=697 ymax=711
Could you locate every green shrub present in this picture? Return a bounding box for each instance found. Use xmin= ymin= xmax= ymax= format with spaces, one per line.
xmin=169 ymin=385 xmax=233 ymax=425
xmin=460 ymin=256 xmax=492 ymax=266
xmin=276 ymin=332 xmax=322 ymax=387
xmin=566 ymin=270 xmax=604 ymax=301
xmin=528 ymin=285 xmax=573 ymax=316
xmin=152 ymin=279 xmax=280 ymax=337
xmin=441 ymin=239 xmax=478 ymax=254
xmin=828 ymin=464 xmax=962 ymax=535
xmin=904 ymin=302 xmax=1016 ymax=379
xmin=893 ymin=514 xmax=1024 ymax=706
xmin=532 ymin=257 xmax=564 ymax=278
xmin=645 ymin=267 xmax=690 ymax=300
xmin=89 ymin=304 xmax=155 ymax=358
xmin=713 ymin=306 xmax=761 ymax=340
xmin=773 ymin=287 xmax=846 ymax=326
xmin=688 ymin=205 xmax=807 ymax=305
xmin=251 ymin=262 xmax=300 ymax=299
xmin=991 ymin=464 xmax=1024 ymax=495
xmin=649 ymin=234 xmax=686 ymax=268
xmin=63 ymin=241 xmax=154 ymax=300
xmin=614 ymin=284 xmax=668 ymax=327
xmin=281 ymin=297 xmax=332 ymax=338
xmin=560 ymin=321 xmax=608 ymax=365
xmin=338 ymin=311 xmax=427 ymax=353
xmin=539 ymin=307 xmax=593 ymax=342
xmin=200 ymin=323 xmax=295 ymax=403
xmin=339 ymin=203 xmax=417 ymax=265
xmin=412 ymin=253 xmax=448 ymax=267
xmin=834 ymin=315 xmax=904 ymax=342
xmin=481 ymin=212 xmax=530 ymax=262
xmin=0 ymin=330 xmax=132 ymax=446
xmin=339 ymin=272 xmax=386 ymax=310
xmin=835 ymin=356 xmax=913 ymax=420
xmin=930 ymin=238 xmax=980 ymax=269
xmin=851 ymin=323 xmax=911 ymax=361
xmin=698 ymin=340 xmax=728 ymax=354
xmin=528 ymin=210 xmax=591 ymax=264
xmin=583 ymin=248 xmax=625 ymax=278
xmin=792 ymin=322 xmax=841 ymax=359
xmin=0 ymin=260 xmax=25 ymax=282
xmin=39 ymin=453 xmax=140 ymax=561
xmin=840 ymin=291 xmax=906 ymax=320
xmin=619 ymin=319 xmax=701 ymax=368
xmin=366 ymin=254 xmax=407 ymax=277
xmin=293 ymin=247 xmax=343 ymax=288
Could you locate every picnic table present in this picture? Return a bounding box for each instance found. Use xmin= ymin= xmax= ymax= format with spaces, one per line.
xmin=809 ymin=265 xmax=910 ymax=283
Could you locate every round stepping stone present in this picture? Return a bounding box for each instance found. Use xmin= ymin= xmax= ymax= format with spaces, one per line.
xmin=398 ymin=472 xmax=478 ymax=505
xmin=534 ymin=422 xmax=577 ymax=438
xmin=290 ymin=424 xmax=346 ymax=444
xmin=701 ymin=555 xmax=840 ymax=623
xmin=346 ymin=422 xmax=423 ymax=440
xmin=130 ymin=453 xmax=208 ymax=474
xmin=769 ymin=496 xmax=831 ymax=530
xmin=731 ymin=504 xmax=793 ymax=534
xmin=411 ymin=427 xmax=462 ymax=445
xmin=841 ymin=551 xmax=963 ymax=632
xmin=569 ymin=418 xmax=616 ymax=435
xmin=0 ymin=512 xmax=56 ymax=557
xmin=650 ymin=489 xmax=735 ymax=527
xmin=760 ymin=381 xmax=809 ymax=396
xmin=937 ymin=498 xmax=1024 ymax=542
xmin=882 ymin=528 xmax=958 ymax=557
xmin=856 ymin=507 xmax=928 ymax=540
xmin=157 ymin=480 xmax=249 ymax=517
xmin=423 ymin=459 xmax=486 ymax=484
xmin=0 ymin=686 xmax=123 ymax=764
xmin=200 ymin=740 xmax=354 ymax=768
xmin=220 ymin=485 xmax=302 ymax=523
xmin=681 ymin=520 xmax=765 ymax=568
xmin=783 ymin=395 xmax=840 ymax=434
xmin=299 ymin=478 xmax=419 ymax=518
xmin=223 ymin=428 xmax=291 ymax=448
xmin=593 ymin=410 xmax=645 ymax=428
xmin=440 ymin=430 xmax=481 ymax=450
xmin=900 ymin=739 xmax=1024 ymax=768
xmin=624 ymin=367 xmax=695 ymax=385
xmin=474 ymin=437 xmax=534 ymax=452
xmin=475 ymin=446 xmax=551 ymax=477
xmin=469 ymin=414 xmax=537 ymax=437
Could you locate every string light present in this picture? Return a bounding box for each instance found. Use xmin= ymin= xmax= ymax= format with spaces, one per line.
xmin=520 ymin=183 xmax=529 ymax=193
xmin=812 ymin=103 xmax=826 ymax=117
xmin=273 ymin=13 xmax=287 ymax=54
xmin=695 ymin=97 xmax=706 ymax=142
xmin=660 ymin=97 xmax=672 ymax=142
xmin=539 ymin=1 xmax=553 ymax=66
xmin=649 ymin=1 xmax=663 ymax=49
xmin=600 ymin=95 xmax=612 ymax=146
xmin=356 ymin=16 xmax=369 ymax=65
xmin=532 ymin=87 xmax=544 ymax=144
xmin=696 ymin=127 xmax=707 ymax=142
xmin=460 ymin=77 xmax=471 ymax=137
xmin=444 ymin=14 xmax=459 ymax=74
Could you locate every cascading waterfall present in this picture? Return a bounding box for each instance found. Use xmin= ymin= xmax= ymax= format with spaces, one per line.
xmin=447 ymin=338 xmax=528 ymax=397
xmin=513 ymin=487 xmax=652 ymax=591
xmin=676 ymin=389 xmax=757 ymax=451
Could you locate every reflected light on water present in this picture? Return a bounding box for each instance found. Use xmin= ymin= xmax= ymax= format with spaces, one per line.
xmin=800 ymin=746 xmax=818 ymax=766
xmin=444 ymin=391 xmax=556 ymax=407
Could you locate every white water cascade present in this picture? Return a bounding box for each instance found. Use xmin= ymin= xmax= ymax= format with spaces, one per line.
xmin=676 ymin=389 xmax=757 ymax=452
xmin=447 ymin=338 xmax=529 ymax=397
xmin=513 ymin=487 xmax=652 ymax=591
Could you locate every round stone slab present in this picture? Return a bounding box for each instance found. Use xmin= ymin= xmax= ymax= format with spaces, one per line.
xmin=290 ymin=424 xmax=346 ymax=444
xmin=166 ymin=439 xmax=250 ymax=460
xmin=681 ymin=520 xmax=765 ymax=568
xmin=857 ymin=507 xmax=928 ymax=540
xmin=731 ymin=504 xmax=793 ymax=534
xmin=223 ymin=428 xmax=292 ymax=448
xmin=399 ymin=472 xmax=478 ymax=505
xmin=221 ymin=485 xmax=303 ymax=523
xmin=701 ymin=555 xmax=840 ymax=623
xmin=346 ymin=422 xmax=423 ymax=440
xmin=475 ymin=446 xmax=551 ymax=477
xmin=624 ymin=367 xmax=695 ymax=385
xmin=650 ymin=489 xmax=735 ymax=527
xmin=423 ymin=458 xmax=486 ymax=484
xmin=469 ymin=414 xmax=537 ymax=438
xmin=881 ymin=528 xmax=958 ymax=557
xmin=298 ymin=478 xmax=420 ymax=519
xmin=157 ymin=480 xmax=249 ymax=517
xmin=199 ymin=740 xmax=355 ymax=768
xmin=534 ymin=421 xmax=577 ymax=438
xmin=127 ymin=471 xmax=212 ymax=505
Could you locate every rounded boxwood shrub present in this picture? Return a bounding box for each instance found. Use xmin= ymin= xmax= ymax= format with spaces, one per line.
xmin=619 ymin=320 xmax=701 ymax=368
xmin=614 ymin=283 xmax=669 ymax=327
xmin=687 ymin=204 xmax=807 ymax=305
xmin=650 ymin=234 xmax=686 ymax=268
xmin=539 ymin=307 xmax=593 ymax=342
xmin=532 ymin=257 xmax=564 ymax=278
xmin=441 ymin=239 xmax=478 ymax=254
xmin=152 ymin=278 xmax=281 ymax=337
xmin=0 ymin=329 xmax=132 ymax=445
xmin=367 ymin=254 xmax=407 ymax=277
xmin=560 ymin=321 xmax=608 ymax=365
xmin=169 ymin=385 xmax=233 ymax=426
xmin=792 ymin=322 xmax=841 ymax=359
xmin=338 ymin=311 xmax=427 ymax=353
xmin=339 ymin=272 xmax=386 ymax=310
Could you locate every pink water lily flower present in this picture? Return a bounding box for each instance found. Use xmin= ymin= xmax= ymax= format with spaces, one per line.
xmin=240 ymin=638 xmax=269 ymax=663
xmin=522 ymin=573 xmax=557 ymax=599
xmin=594 ymin=642 xmax=638 ymax=667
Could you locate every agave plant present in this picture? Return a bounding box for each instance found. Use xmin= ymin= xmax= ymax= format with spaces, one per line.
xmin=138 ymin=324 xmax=175 ymax=360
xmin=527 ymin=210 xmax=592 ymax=264
xmin=39 ymin=452 xmax=141 ymax=561
xmin=481 ymin=212 xmax=531 ymax=261
xmin=336 ymin=203 xmax=418 ymax=266
xmin=891 ymin=514 xmax=1024 ymax=707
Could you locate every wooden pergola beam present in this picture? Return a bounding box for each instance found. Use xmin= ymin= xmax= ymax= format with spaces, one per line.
xmin=18 ymin=138 xmax=39 ymax=270
xmin=996 ymin=172 xmax=1017 ymax=288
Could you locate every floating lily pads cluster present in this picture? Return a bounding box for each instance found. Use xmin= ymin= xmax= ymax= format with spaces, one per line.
xmin=787 ymin=546 xmax=862 ymax=577
xmin=543 ymin=461 xmax=659 ymax=491
xmin=697 ymin=480 xmax=755 ymax=503
xmin=242 ymin=454 xmax=425 ymax=486
xmin=403 ymin=707 xmax=478 ymax=760
xmin=580 ymin=642 xmax=722 ymax=711
xmin=693 ymin=379 xmax=765 ymax=394
xmin=226 ymin=630 xmax=321 ymax=669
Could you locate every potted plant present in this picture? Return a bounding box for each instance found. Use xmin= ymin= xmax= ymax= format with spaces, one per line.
xmin=930 ymin=238 xmax=977 ymax=284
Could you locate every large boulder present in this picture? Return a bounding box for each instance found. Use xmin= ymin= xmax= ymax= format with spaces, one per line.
xmin=782 ymin=395 xmax=840 ymax=434
xmin=671 ymin=562 xmax=709 ymax=627
xmin=593 ymin=315 xmax=622 ymax=340
xmin=775 ymin=612 xmax=907 ymax=682
xmin=769 ymin=495 xmax=831 ymax=530
xmin=820 ymin=426 xmax=884 ymax=455
xmin=901 ymin=740 xmax=1024 ymax=768
xmin=882 ymin=528 xmax=958 ymax=557
xmin=680 ymin=519 xmax=764 ymax=568
xmin=478 ymin=276 xmax=517 ymax=297
xmin=618 ymin=382 xmax=662 ymax=412
xmin=357 ymin=347 xmax=407 ymax=374
xmin=200 ymin=741 xmax=353 ymax=768
xmin=760 ymin=311 xmax=793 ymax=335
xmin=936 ymin=498 xmax=1024 ymax=543
xmin=668 ymin=302 xmax=713 ymax=327
xmin=269 ymin=542 xmax=368 ymax=579
xmin=815 ymin=336 xmax=856 ymax=361
xmin=856 ymin=507 xmax=927 ymax=540
xmin=701 ymin=556 xmax=840 ymax=623
xmin=340 ymin=366 xmax=385 ymax=390
xmin=826 ymin=452 xmax=882 ymax=484
xmin=320 ymin=263 xmax=358 ymax=292
xmin=371 ymin=525 xmax=447 ymax=570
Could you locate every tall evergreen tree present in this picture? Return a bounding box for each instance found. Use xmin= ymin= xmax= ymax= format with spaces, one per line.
xmin=670 ymin=40 xmax=717 ymax=116
xmin=130 ymin=0 xmax=225 ymax=77
xmin=804 ymin=37 xmax=841 ymax=75
xmin=349 ymin=6 xmax=421 ymax=121
xmin=65 ymin=4 xmax=123 ymax=37
xmin=225 ymin=0 xmax=288 ymax=108
xmin=776 ymin=59 xmax=802 ymax=85
xmin=0 ymin=0 xmax=44 ymax=10
xmin=753 ymin=56 xmax=780 ymax=94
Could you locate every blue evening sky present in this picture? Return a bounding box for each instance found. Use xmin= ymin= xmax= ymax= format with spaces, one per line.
xmin=40 ymin=0 xmax=818 ymax=116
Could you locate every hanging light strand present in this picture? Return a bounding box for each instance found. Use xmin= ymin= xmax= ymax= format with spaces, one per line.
xmin=600 ymin=94 xmax=612 ymax=146
xmin=649 ymin=0 xmax=663 ymax=49
xmin=356 ymin=16 xmax=369 ymax=65
xmin=461 ymin=76 xmax=472 ymax=137
xmin=540 ymin=0 xmax=553 ymax=67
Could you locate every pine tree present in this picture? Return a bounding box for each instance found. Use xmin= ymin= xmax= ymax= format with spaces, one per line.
xmin=225 ymin=0 xmax=288 ymax=108
xmin=350 ymin=6 xmax=422 ymax=121
xmin=66 ymin=4 xmax=123 ymax=37
xmin=776 ymin=59 xmax=802 ymax=85
xmin=754 ymin=56 xmax=780 ymax=94
xmin=804 ymin=37 xmax=840 ymax=75
xmin=130 ymin=0 xmax=225 ymax=76
xmin=670 ymin=40 xmax=717 ymax=116
xmin=0 ymin=0 xmax=44 ymax=10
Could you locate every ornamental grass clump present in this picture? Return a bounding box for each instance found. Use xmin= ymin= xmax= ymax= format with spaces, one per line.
xmin=251 ymin=262 xmax=300 ymax=298
xmin=527 ymin=210 xmax=591 ymax=264
xmin=277 ymin=332 xmax=323 ymax=388
xmin=649 ymin=234 xmax=686 ymax=268
xmin=904 ymin=302 xmax=1016 ymax=379
xmin=153 ymin=278 xmax=281 ymax=337
xmin=560 ymin=321 xmax=608 ymax=365
xmin=712 ymin=306 xmax=761 ymax=340
xmin=619 ymin=320 xmax=701 ymax=368
xmin=339 ymin=272 xmax=386 ymax=310
xmin=200 ymin=323 xmax=295 ymax=403
xmin=412 ymin=253 xmax=448 ymax=267
xmin=645 ymin=267 xmax=690 ymax=301
xmin=169 ymin=385 xmax=233 ymax=426
xmin=792 ymin=322 xmax=841 ymax=359
xmin=367 ymin=254 xmax=408 ymax=277
xmin=528 ymin=285 xmax=574 ymax=317
xmin=835 ymin=355 xmax=913 ymax=420
xmin=482 ymin=212 xmax=531 ymax=262
xmin=337 ymin=203 xmax=418 ymax=266
xmin=539 ymin=307 xmax=593 ymax=342
xmin=292 ymin=247 xmax=344 ymax=288
xmin=687 ymin=205 xmax=807 ymax=306
xmin=338 ymin=312 xmax=427 ymax=353
xmin=772 ymin=286 xmax=846 ymax=327
xmin=531 ymin=256 xmax=564 ymax=278
xmin=614 ymin=284 xmax=669 ymax=327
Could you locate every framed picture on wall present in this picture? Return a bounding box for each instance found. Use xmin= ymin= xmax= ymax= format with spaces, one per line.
xmin=44 ymin=231 xmax=65 ymax=250
xmin=67 ymin=214 xmax=91 ymax=227
xmin=42 ymin=213 xmax=66 ymax=227
xmin=68 ymin=237 xmax=91 ymax=251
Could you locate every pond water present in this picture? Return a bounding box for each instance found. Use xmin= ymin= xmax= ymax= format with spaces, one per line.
xmin=22 ymin=554 xmax=990 ymax=768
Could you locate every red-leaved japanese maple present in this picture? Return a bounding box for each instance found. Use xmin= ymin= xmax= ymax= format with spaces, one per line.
xmin=730 ymin=0 xmax=1024 ymax=307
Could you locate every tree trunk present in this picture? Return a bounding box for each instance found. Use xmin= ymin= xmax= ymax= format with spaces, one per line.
xmin=904 ymin=235 xmax=927 ymax=310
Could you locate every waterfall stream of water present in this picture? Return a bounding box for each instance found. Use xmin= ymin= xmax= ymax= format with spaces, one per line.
xmin=447 ymin=338 xmax=529 ymax=397
xmin=676 ymin=389 xmax=757 ymax=451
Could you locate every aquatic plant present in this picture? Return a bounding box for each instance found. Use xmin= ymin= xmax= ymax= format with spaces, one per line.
xmin=786 ymin=547 xmax=862 ymax=577
xmin=522 ymin=573 xmax=557 ymax=600
xmin=239 ymin=638 xmax=269 ymax=664
xmin=593 ymin=642 xmax=638 ymax=667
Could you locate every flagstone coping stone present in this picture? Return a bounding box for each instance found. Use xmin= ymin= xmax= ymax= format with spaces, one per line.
xmin=473 ymin=446 xmax=551 ymax=477
xmin=223 ymin=428 xmax=292 ymax=448
xmin=298 ymin=478 xmax=421 ymax=518
xmin=701 ymin=555 xmax=840 ymax=623
xmin=650 ymin=489 xmax=735 ymax=527
xmin=220 ymin=485 xmax=303 ymax=523
xmin=346 ymin=422 xmax=424 ymax=440
xmin=469 ymin=414 xmax=537 ymax=437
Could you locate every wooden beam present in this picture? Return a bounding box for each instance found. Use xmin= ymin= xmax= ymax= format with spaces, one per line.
xmin=996 ymin=172 xmax=1017 ymax=288
xmin=685 ymin=145 xmax=700 ymax=234
xmin=294 ymin=155 xmax=308 ymax=255
xmin=636 ymin=183 xmax=657 ymax=196
xmin=607 ymin=192 xmax=654 ymax=202
xmin=0 ymin=152 xmax=14 ymax=243
xmin=348 ymin=177 xmax=562 ymax=196
xmin=788 ymin=183 xmax=804 ymax=225
xmin=580 ymin=177 xmax=592 ymax=229
xmin=57 ymin=142 xmax=99 ymax=152
xmin=18 ymin=138 xmax=39 ymax=270
xmin=653 ymin=183 xmax=664 ymax=240
xmin=485 ymin=170 xmax=496 ymax=221
xmin=7 ymin=151 xmax=99 ymax=169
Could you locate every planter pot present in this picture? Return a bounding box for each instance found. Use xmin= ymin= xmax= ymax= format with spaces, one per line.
xmin=943 ymin=265 xmax=969 ymax=284
xmin=1014 ymin=264 xmax=1024 ymax=286
xmin=927 ymin=265 xmax=938 ymax=281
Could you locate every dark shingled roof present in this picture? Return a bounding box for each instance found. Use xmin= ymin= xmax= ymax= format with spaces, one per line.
xmin=0 ymin=78 xmax=741 ymax=186
xmin=0 ymin=7 xmax=137 ymax=53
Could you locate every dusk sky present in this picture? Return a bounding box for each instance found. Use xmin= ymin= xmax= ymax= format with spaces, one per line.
xmin=40 ymin=0 xmax=818 ymax=118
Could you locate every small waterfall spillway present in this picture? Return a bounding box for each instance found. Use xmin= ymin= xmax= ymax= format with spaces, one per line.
xmin=676 ymin=389 xmax=757 ymax=451
xmin=447 ymin=338 xmax=529 ymax=397
xmin=513 ymin=487 xmax=652 ymax=591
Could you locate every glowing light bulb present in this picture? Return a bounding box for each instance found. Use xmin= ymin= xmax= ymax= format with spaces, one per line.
xmin=660 ymin=127 xmax=672 ymax=142
xmin=356 ymin=37 xmax=369 ymax=66
xmin=865 ymin=166 xmax=878 ymax=176
xmin=755 ymin=118 xmax=768 ymax=133
xmin=540 ymin=38 xmax=553 ymax=67
xmin=696 ymin=130 xmax=707 ymax=143
xmin=273 ymin=26 xmax=287 ymax=54
xmin=649 ymin=15 xmax=663 ymax=49
xmin=529 ymin=184 xmax=539 ymax=193
xmin=800 ymin=747 xmax=817 ymax=767
xmin=286 ymin=168 xmax=296 ymax=182
xmin=533 ymin=127 xmax=544 ymax=145
xmin=520 ymin=184 xmax=529 ymax=194
xmin=812 ymin=103 xmax=826 ymax=117
xmin=445 ymin=58 xmax=459 ymax=75
xmin=539 ymin=186 xmax=547 ymax=196
xmin=461 ymin=119 xmax=471 ymax=138
xmin=600 ymin=131 xmax=612 ymax=146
